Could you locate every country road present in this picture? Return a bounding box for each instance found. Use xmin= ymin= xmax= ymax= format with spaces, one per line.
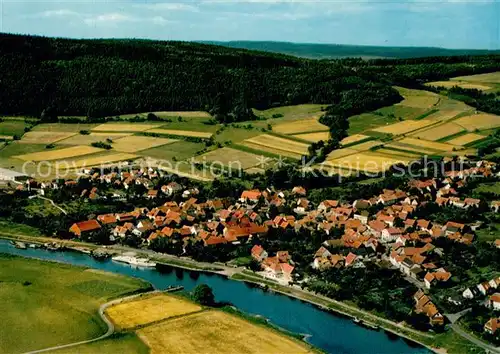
xmin=35 ymin=195 xmax=68 ymax=215
xmin=450 ymin=323 xmax=500 ymax=354
xmin=25 ymin=291 xmax=159 ymax=354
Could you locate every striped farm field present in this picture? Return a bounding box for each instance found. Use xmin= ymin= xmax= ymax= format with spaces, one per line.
xmin=58 ymin=133 xmax=132 ymax=145
xmin=398 ymin=137 xmax=457 ymax=151
xmin=383 ymin=143 xmax=438 ymax=156
xmin=273 ymin=118 xmax=329 ymax=135
xmin=292 ymin=131 xmax=330 ymax=142
xmin=372 ymin=119 xmax=435 ymax=135
xmin=341 ymin=134 xmax=371 ymax=146
xmin=375 ymin=148 xmax=421 ymax=158
xmin=54 ymin=152 xmax=137 ymax=169
xmin=20 ymin=131 xmax=76 ymax=144
xmin=106 ymin=294 xmax=201 ymax=330
xmin=453 ymin=113 xmax=500 ymax=131
xmin=146 ymin=129 xmax=212 ymax=139
xmin=425 ymin=81 xmax=493 ymax=91
xmin=243 ymin=134 xmax=309 ymax=158
xmin=411 ymin=122 xmax=465 ymax=141
xmin=326 ymin=148 xmax=359 ymax=160
xmin=92 ymin=123 xmax=163 ymax=132
xmin=446 ymin=133 xmax=487 ymax=146
xmin=349 ymin=140 xmax=383 ymax=151
xmin=111 ymin=136 xmax=177 ymax=153
xmin=193 ymin=147 xmax=268 ymax=170
xmin=15 ymin=146 xmax=102 ymax=162
xmin=328 ymin=152 xmax=413 ymax=173
xmin=427 ymin=110 xmax=463 ymax=121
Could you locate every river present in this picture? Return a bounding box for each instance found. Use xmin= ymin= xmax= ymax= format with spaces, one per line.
xmin=0 ymin=239 xmax=429 ymax=354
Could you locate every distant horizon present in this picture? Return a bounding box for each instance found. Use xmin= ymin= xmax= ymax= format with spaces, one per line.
xmin=1 ymin=1 xmax=499 ymax=50
xmin=3 ymin=32 xmax=500 ymax=52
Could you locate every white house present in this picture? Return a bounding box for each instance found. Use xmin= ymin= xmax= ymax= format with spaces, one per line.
xmin=489 ymin=294 xmax=500 ymax=310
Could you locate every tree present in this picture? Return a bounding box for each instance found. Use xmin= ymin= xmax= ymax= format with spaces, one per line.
xmin=192 ymin=284 xmax=215 ymax=306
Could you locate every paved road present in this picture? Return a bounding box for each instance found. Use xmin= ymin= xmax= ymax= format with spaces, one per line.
xmin=25 ymin=291 xmax=158 ymax=354
xmin=451 ymin=323 xmax=500 ymax=354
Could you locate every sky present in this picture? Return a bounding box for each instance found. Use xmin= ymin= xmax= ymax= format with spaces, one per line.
xmin=0 ymin=0 xmax=499 ymax=49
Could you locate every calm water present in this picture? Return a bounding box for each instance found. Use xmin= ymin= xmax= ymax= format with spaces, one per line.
xmin=0 ymin=239 xmax=429 ymax=354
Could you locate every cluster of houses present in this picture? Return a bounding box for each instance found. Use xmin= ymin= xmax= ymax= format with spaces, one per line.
xmin=58 ymin=160 xmax=499 ymax=327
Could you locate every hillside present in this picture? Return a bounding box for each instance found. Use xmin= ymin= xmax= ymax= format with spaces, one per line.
xmin=0 ymin=33 xmax=399 ymax=122
xmin=205 ymin=41 xmax=500 ymax=59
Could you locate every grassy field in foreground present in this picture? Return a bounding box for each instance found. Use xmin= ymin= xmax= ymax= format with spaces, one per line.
xmin=0 ymin=254 xmax=151 ymax=353
xmin=49 ymin=333 xmax=150 ymax=354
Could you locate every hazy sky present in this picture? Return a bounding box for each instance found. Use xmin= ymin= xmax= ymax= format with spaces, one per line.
xmin=1 ymin=0 xmax=499 ymax=49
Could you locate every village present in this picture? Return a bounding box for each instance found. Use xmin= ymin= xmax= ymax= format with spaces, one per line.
xmin=10 ymin=158 xmax=500 ymax=344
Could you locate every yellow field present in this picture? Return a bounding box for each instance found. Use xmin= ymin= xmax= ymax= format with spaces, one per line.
xmin=193 ymin=147 xmax=269 ymax=169
xmin=111 ymin=136 xmax=177 ymax=153
xmin=20 ymin=131 xmax=76 ymax=144
xmin=349 ymin=140 xmax=383 ymax=151
xmin=452 ymin=71 xmax=500 ymax=83
xmin=106 ymin=294 xmax=201 ymax=329
xmin=57 ymin=133 xmax=132 ymax=145
xmin=425 ymin=81 xmax=492 ymax=91
xmin=383 ymin=143 xmax=438 ymax=155
xmin=396 ymin=88 xmax=440 ymax=108
xmin=15 ymin=146 xmax=102 ymax=162
xmin=273 ymin=118 xmax=329 ymax=135
xmin=137 ymin=310 xmax=312 ymax=354
xmin=328 ymin=152 xmax=413 ymax=173
xmin=292 ymin=131 xmax=330 ymax=142
xmin=372 ymin=119 xmax=435 ymax=135
xmin=146 ymin=129 xmax=212 ymax=139
xmin=54 ymin=152 xmax=138 ymax=169
xmin=241 ymin=142 xmax=302 ymax=159
xmin=427 ymin=110 xmax=463 ymax=121
xmin=244 ymin=134 xmax=310 ymax=157
xmin=326 ymin=148 xmax=358 ymax=160
xmin=375 ymin=148 xmax=421 ymax=158
xmin=245 ymin=167 xmax=266 ymax=174
xmin=454 ymin=113 xmax=500 ymax=131
xmin=340 ymin=134 xmax=370 ymax=146
xmin=411 ymin=122 xmax=465 ymax=141
xmin=92 ymin=123 xmax=163 ymax=132
xmin=446 ymin=133 xmax=487 ymax=146
xmin=398 ymin=137 xmax=457 ymax=151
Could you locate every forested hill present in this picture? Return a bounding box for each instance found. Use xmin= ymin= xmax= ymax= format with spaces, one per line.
xmin=205 ymin=41 xmax=500 ymax=59
xmin=0 ymin=33 xmax=400 ymax=121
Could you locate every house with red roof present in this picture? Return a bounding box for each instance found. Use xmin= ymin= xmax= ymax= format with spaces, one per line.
xmin=484 ymin=318 xmax=500 ymax=335
xmin=69 ymin=220 xmax=101 ymax=237
xmin=251 ymin=245 xmax=268 ymax=261
xmin=489 ymin=293 xmax=500 ymax=310
xmin=240 ymin=190 xmax=262 ymax=202
xmin=424 ymin=269 xmax=452 ymax=289
xmin=381 ymin=227 xmax=402 ymax=243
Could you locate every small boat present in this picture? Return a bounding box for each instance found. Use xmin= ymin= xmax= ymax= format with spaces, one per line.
xmin=14 ymin=241 xmax=27 ymax=249
xmin=112 ymin=255 xmax=156 ymax=268
xmin=353 ymin=317 xmax=361 ymax=324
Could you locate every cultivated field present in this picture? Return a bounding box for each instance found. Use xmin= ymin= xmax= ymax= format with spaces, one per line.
xmin=20 ymin=131 xmax=76 ymax=144
xmin=446 ymin=133 xmax=487 ymax=146
xmin=411 ymin=122 xmax=465 ymax=141
xmin=243 ymin=134 xmax=310 ymax=159
xmin=58 ymin=133 xmax=132 ymax=145
xmin=326 ymin=148 xmax=359 ymax=160
xmin=398 ymin=137 xmax=457 ymax=151
xmin=15 ymin=145 xmax=102 ymax=162
xmin=106 ymin=294 xmax=201 ymax=329
xmin=111 ymin=136 xmax=177 ymax=153
xmin=0 ymin=121 xmax=30 ymax=137
xmin=426 ymin=110 xmax=463 ymax=121
xmin=341 ymin=134 xmax=371 ymax=146
xmin=54 ymin=152 xmax=138 ymax=169
xmin=374 ymin=148 xmax=421 ymax=158
xmin=253 ymin=104 xmax=324 ymax=121
xmin=92 ymin=123 xmax=163 ymax=132
xmin=116 ymin=111 xmax=211 ymax=119
xmin=146 ymin=128 xmax=212 ymax=139
xmin=372 ymin=119 xmax=436 ymax=135
xmin=452 ymin=71 xmax=500 ymax=83
xmin=454 ymin=113 xmax=500 ymax=131
xmin=349 ymin=140 xmax=383 ymax=151
xmin=396 ymin=87 xmax=440 ymax=108
xmin=383 ymin=143 xmax=440 ymax=156
xmin=137 ymin=310 xmax=313 ymax=354
xmin=273 ymin=118 xmax=329 ymax=135
xmin=0 ymin=254 xmax=150 ymax=354
xmin=293 ymin=131 xmax=330 ymax=142
xmin=425 ymin=81 xmax=493 ymax=91
xmin=316 ymin=151 xmax=412 ymax=173
xmin=193 ymin=147 xmax=268 ymax=170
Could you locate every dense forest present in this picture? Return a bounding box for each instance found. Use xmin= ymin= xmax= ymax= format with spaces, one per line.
xmin=2 ymin=33 xmax=500 ymax=130
xmin=205 ymin=41 xmax=500 ymax=59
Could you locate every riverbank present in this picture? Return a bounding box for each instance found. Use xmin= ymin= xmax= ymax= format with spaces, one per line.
xmin=0 ymin=233 xmax=457 ymax=353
